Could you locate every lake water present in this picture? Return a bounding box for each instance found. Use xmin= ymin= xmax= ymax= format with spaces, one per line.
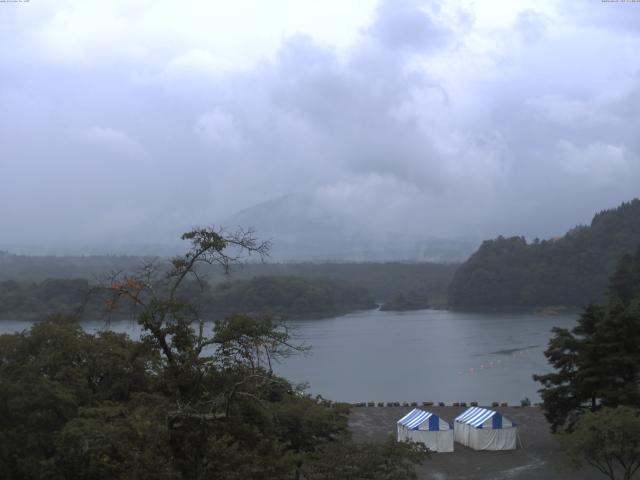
xmin=0 ymin=309 xmax=578 ymax=405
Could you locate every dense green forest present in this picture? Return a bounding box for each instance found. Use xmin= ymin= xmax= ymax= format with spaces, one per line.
xmin=203 ymin=276 xmax=375 ymax=319
xmin=226 ymin=263 xmax=457 ymax=307
xmin=0 ymin=276 xmax=375 ymax=321
xmin=0 ymin=253 xmax=458 ymax=317
xmin=0 ymin=279 xmax=91 ymax=320
xmin=532 ymin=247 xmax=640 ymax=479
xmin=534 ymin=245 xmax=640 ymax=431
xmin=0 ymin=253 xmax=457 ymax=305
xmin=0 ymin=315 xmax=428 ymax=479
xmin=0 ymin=228 xmax=429 ymax=479
xmin=449 ymin=199 xmax=640 ymax=309
xmin=380 ymin=290 xmax=430 ymax=311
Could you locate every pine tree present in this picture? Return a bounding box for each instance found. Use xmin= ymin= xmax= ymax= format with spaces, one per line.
xmin=534 ymin=248 xmax=640 ymax=432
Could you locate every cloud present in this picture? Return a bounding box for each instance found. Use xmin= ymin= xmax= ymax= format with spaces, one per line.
xmin=2 ymin=0 xmax=640 ymax=255
xmin=558 ymin=141 xmax=629 ymax=187
xmin=195 ymin=111 xmax=244 ymax=150
xmin=561 ymin=1 xmax=640 ymax=35
xmin=367 ymin=0 xmax=454 ymax=52
xmin=513 ymin=9 xmax=548 ymax=44
xmin=76 ymin=127 xmax=147 ymax=159
xmin=524 ymin=94 xmax=620 ymax=129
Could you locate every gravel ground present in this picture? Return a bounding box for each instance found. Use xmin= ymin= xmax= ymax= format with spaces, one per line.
xmin=349 ymin=406 xmax=604 ymax=480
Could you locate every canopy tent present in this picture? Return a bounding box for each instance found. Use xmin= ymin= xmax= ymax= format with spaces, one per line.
xmin=397 ymin=408 xmax=454 ymax=453
xmin=454 ymin=406 xmax=517 ymax=450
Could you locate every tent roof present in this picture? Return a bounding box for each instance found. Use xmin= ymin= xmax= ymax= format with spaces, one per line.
xmin=455 ymin=407 xmax=508 ymax=428
xmin=397 ymin=408 xmax=437 ymax=429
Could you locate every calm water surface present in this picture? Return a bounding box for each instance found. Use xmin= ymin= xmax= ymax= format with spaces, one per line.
xmin=1 ymin=309 xmax=577 ymax=404
xmin=278 ymin=309 xmax=577 ymax=404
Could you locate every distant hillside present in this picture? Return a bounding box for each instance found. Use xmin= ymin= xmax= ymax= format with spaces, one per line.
xmin=448 ymin=199 xmax=640 ymax=309
xmin=217 ymin=262 xmax=458 ymax=307
xmin=201 ymin=276 xmax=376 ymax=320
xmin=0 ymin=279 xmax=91 ymax=320
xmin=0 ymin=276 xmax=376 ymax=322
xmin=379 ymin=290 xmax=430 ymax=311
xmin=0 ymin=253 xmax=458 ymax=308
xmin=0 ymin=252 xmax=146 ymax=282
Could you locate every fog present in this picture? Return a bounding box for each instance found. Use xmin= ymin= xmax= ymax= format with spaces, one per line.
xmin=2 ymin=0 xmax=639 ymax=259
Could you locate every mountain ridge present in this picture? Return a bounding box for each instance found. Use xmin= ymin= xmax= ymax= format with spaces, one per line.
xmin=448 ymin=198 xmax=640 ymax=309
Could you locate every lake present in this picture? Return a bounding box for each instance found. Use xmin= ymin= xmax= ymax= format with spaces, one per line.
xmin=0 ymin=309 xmax=578 ymax=404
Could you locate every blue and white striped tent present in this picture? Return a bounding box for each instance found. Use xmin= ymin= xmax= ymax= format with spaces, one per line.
xmin=454 ymin=407 xmax=517 ymax=450
xmin=397 ymin=408 xmax=453 ymax=452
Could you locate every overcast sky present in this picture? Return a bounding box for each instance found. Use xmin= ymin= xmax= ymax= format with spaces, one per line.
xmin=1 ymin=0 xmax=640 ymax=254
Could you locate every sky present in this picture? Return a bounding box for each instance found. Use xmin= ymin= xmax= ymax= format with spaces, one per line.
xmin=1 ymin=0 xmax=640 ymax=256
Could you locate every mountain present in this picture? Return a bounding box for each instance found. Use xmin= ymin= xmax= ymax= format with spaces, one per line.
xmin=448 ymin=199 xmax=640 ymax=309
xmin=223 ymin=194 xmax=478 ymax=262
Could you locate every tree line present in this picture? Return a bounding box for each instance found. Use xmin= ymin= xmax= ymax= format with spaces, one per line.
xmin=0 ymin=228 xmax=429 ymax=479
xmin=0 ymin=251 xmax=458 ymax=307
xmin=0 ymin=275 xmax=376 ymax=322
xmin=535 ymin=247 xmax=640 ymax=480
xmin=449 ymin=199 xmax=640 ymax=309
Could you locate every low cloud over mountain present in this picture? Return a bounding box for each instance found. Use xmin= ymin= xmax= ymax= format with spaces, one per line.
xmin=2 ymin=1 xmax=639 ymax=257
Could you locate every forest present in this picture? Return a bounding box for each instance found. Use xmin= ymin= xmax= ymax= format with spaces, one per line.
xmin=201 ymin=275 xmax=376 ymax=319
xmin=0 ymin=256 xmax=458 ymax=321
xmin=0 ymin=275 xmax=375 ymax=322
xmin=0 ymin=228 xmax=430 ymax=479
xmin=448 ymin=199 xmax=640 ymax=309
xmin=532 ymin=246 xmax=640 ymax=480
xmin=0 ymin=253 xmax=458 ymax=305
xmin=379 ymin=290 xmax=430 ymax=311
xmin=4 ymin=199 xmax=640 ymax=316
